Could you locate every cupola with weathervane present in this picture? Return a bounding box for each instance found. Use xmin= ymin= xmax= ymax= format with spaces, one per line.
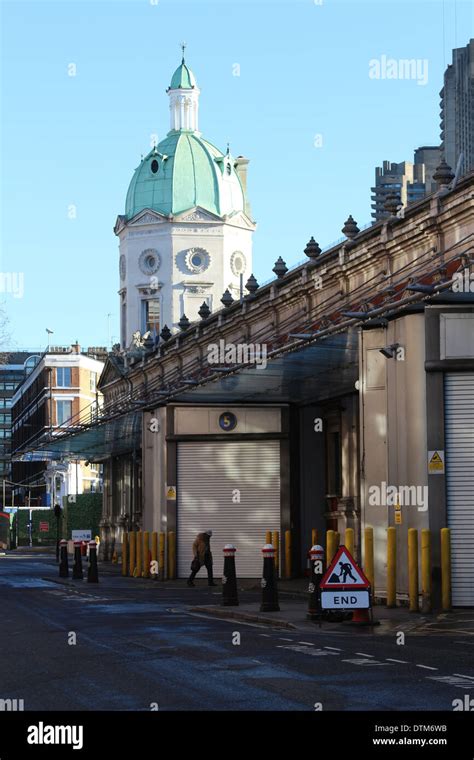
xmin=115 ymin=47 xmax=255 ymax=350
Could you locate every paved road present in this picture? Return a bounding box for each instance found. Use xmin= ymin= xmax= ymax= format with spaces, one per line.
xmin=0 ymin=553 xmax=473 ymax=711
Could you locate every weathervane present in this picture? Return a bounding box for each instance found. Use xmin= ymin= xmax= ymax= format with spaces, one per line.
xmin=181 ymin=41 xmax=187 ymax=63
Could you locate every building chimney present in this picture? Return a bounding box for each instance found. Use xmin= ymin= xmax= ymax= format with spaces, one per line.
xmin=71 ymin=341 xmax=80 ymax=354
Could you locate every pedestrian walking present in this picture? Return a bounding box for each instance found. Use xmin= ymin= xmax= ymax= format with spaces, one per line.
xmin=187 ymin=530 xmax=217 ymax=586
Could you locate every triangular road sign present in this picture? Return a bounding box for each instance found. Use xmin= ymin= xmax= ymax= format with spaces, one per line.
xmin=320 ymin=545 xmax=370 ymax=590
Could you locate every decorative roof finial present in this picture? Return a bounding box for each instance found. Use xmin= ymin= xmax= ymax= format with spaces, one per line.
xmin=226 ymin=143 xmax=230 ymax=156
xmin=181 ymin=41 xmax=187 ymax=64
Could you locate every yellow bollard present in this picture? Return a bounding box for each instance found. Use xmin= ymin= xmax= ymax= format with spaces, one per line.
xmin=265 ymin=530 xmax=272 ymax=545
xmin=122 ymin=532 xmax=128 ymax=576
xmin=326 ymin=530 xmax=337 ymax=568
xmin=136 ymin=531 xmax=142 ymax=580
xmin=159 ymin=532 xmax=165 ymax=581
xmin=285 ymin=530 xmax=291 ymax=579
xmin=311 ymin=528 xmax=318 ymax=546
xmin=386 ymin=527 xmax=396 ymax=608
xmin=142 ymin=531 xmax=150 ymax=578
xmin=129 ymin=531 xmax=136 ymax=577
xmin=421 ymin=529 xmax=431 ymax=613
xmin=168 ymin=531 xmax=176 ymax=580
xmin=151 ymin=531 xmax=158 ymax=578
xmin=272 ymin=531 xmax=280 ymax=576
xmin=441 ymin=528 xmax=451 ymax=612
xmin=364 ymin=526 xmax=374 ymax=589
xmin=345 ymin=528 xmax=355 ymax=557
xmin=408 ymin=528 xmax=419 ymax=612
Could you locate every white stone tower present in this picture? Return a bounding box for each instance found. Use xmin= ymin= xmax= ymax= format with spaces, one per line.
xmin=115 ymin=53 xmax=255 ymax=349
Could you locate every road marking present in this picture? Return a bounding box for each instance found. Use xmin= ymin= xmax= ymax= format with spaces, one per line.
xmin=416 ymin=664 xmax=438 ymax=670
xmin=453 ymin=673 xmax=474 ymax=680
xmin=386 ymin=658 xmax=408 ymax=664
xmin=279 ymin=637 xmax=294 ymax=642
xmin=355 ymin=652 xmax=374 ymax=657
xmin=298 ymin=641 xmax=315 ymax=646
xmin=259 ymin=633 xmax=270 ymax=637
xmin=342 ymin=658 xmax=387 ymax=666
xmin=277 ymin=645 xmax=340 ymax=657
xmin=427 ymin=675 xmax=474 ymax=689
xmin=324 ymin=646 xmax=342 ymax=651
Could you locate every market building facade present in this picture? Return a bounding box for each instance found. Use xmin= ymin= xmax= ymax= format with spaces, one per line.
xmin=25 ymin=55 xmax=474 ymax=605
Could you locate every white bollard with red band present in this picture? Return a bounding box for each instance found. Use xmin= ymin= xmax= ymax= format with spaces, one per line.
xmin=72 ymin=541 xmax=84 ymax=580
xmin=222 ymin=544 xmax=239 ymax=607
xmin=87 ymin=540 xmax=99 ymax=583
xmin=307 ymin=544 xmax=325 ymax=621
xmin=260 ymin=543 xmax=280 ymax=612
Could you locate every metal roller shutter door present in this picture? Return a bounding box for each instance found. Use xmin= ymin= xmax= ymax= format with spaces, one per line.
xmin=177 ymin=440 xmax=280 ymax=578
xmin=445 ymin=373 xmax=474 ymax=606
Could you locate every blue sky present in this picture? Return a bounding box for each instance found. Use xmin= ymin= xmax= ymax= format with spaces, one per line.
xmin=1 ymin=0 xmax=472 ymax=351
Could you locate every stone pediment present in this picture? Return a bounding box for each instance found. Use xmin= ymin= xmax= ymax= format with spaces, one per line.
xmin=173 ymin=207 xmax=222 ymax=223
xmin=223 ymin=210 xmax=256 ymax=230
xmin=98 ymin=356 xmax=125 ymax=390
xmin=128 ymin=210 xmax=168 ymax=226
xmin=114 ymin=210 xmax=168 ymax=235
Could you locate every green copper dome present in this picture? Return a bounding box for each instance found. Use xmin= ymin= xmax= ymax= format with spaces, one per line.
xmin=169 ymin=61 xmax=197 ymax=90
xmin=125 ymin=132 xmax=245 ymax=220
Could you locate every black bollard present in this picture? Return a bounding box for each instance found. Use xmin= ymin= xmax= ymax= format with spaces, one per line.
xmin=260 ymin=544 xmax=280 ymax=612
xmin=222 ymin=544 xmax=239 ymax=606
xmin=87 ymin=540 xmax=99 ymax=583
xmin=59 ymin=539 xmax=69 ymax=578
xmin=72 ymin=540 xmax=84 ymax=580
xmin=307 ymin=544 xmax=325 ymax=621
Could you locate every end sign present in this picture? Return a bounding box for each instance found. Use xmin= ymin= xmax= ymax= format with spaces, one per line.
xmin=319 ymin=545 xmax=371 ymax=610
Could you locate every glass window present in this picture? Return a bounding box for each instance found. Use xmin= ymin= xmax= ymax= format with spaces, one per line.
xmin=56 ymin=400 xmax=72 ymax=425
xmin=0 ymin=414 xmax=11 ymax=423
xmin=56 ymin=368 xmax=72 ymax=387
xmin=143 ymin=299 xmax=160 ymax=335
xmin=90 ymin=373 xmax=96 ymax=393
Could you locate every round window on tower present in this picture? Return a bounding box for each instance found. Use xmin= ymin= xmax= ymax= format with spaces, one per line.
xmin=185 ymin=248 xmax=210 ymax=274
xmin=151 ymin=159 xmax=159 ymax=174
xmin=230 ymin=251 xmax=247 ymax=278
xmin=139 ymin=249 xmax=161 ymax=275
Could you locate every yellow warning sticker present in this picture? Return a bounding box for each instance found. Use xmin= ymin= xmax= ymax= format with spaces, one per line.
xmin=395 ymin=510 xmax=402 ymax=525
xmin=166 ymin=486 xmax=177 ymax=500
xmin=428 ymin=450 xmax=445 ymax=475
